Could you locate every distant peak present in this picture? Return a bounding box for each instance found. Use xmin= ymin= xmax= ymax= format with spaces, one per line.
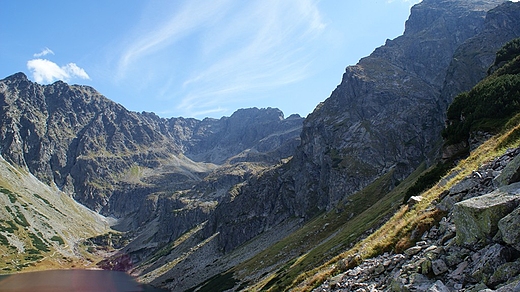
xmin=6 ymin=72 xmax=29 ymax=81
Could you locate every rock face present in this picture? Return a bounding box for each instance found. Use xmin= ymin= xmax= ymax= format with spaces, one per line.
xmin=441 ymin=1 xmax=520 ymax=104
xmin=295 ymin=0 xmax=511 ymax=213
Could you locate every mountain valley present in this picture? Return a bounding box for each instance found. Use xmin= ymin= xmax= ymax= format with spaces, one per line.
xmin=1 ymin=0 xmax=520 ymax=291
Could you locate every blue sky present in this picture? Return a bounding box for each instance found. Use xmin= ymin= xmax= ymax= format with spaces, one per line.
xmin=1 ymin=0 xmax=421 ymax=119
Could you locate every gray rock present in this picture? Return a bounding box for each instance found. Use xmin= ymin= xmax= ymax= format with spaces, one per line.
xmin=488 ymin=260 xmax=520 ymax=289
xmin=449 ymin=178 xmax=479 ymax=195
xmin=453 ymin=182 xmax=520 ymax=246
xmin=498 ymin=206 xmax=520 ymax=251
xmin=449 ymin=260 xmax=469 ymax=281
xmin=494 ymin=154 xmax=520 ymax=187
xmin=427 ymin=280 xmax=450 ymax=292
xmin=432 ymin=259 xmax=449 ymax=276
xmin=495 ymin=280 xmax=520 ymax=292
xmin=405 ymin=246 xmax=423 ymax=256
xmin=469 ymin=244 xmax=514 ymax=284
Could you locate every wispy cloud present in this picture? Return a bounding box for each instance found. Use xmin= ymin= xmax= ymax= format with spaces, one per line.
xmin=33 ymin=47 xmax=54 ymax=57
xmin=117 ymin=0 xmax=232 ymax=77
xmin=116 ymin=0 xmax=326 ymax=117
xmin=27 ymin=58 xmax=90 ymax=84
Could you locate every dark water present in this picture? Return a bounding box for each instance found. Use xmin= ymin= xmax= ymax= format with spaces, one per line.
xmin=0 ymin=269 xmax=168 ymax=292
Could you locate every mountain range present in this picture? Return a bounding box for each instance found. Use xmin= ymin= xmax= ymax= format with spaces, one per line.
xmin=1 ymin=0 xmax=520 ymax=291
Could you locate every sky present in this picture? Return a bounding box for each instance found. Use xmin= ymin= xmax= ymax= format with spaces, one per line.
xmin=1 ymin=0 xmax=423 ymax=120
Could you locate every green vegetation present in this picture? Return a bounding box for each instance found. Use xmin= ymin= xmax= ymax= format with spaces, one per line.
xmin=4 ymin=205 xmax=30 ymax=227
xmin=443 ymin=38 xmax=520 ymax=148
xmin=0 ymin=220 xmax=19 ymax=233
xmin=50 ymin=235 xmax=65 ymax=245
xmin=28 ymin=233 xmax=50 ymax=253
xmin=186 ymin=272 xmax=238 ymax=292
xmin=33 ymin=193 xmax=51 ymax=205
xmin=0 ymin=234 xmax=9 ymax=246
xmin=33 ymin=193 xmax=66 ymax=216
xmin=494 ymin=38 xmax=520 ymax=67
xmin=25 ymin=254 xmax=44 ymax=262
xmin=403 ymin=161 xmax=454 ymax=204
xmin=1 ymin=186 xmax=18 ymax=203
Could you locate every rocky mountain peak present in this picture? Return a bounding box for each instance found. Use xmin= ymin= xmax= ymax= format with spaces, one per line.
xmin=0 ymin=73 xmax=304 ymax=213
xmin=405 ymin=0 xmax=505 ymax=36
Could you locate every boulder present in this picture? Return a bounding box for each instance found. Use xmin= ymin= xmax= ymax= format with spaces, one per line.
xmin=494 ymin=154 xmax=520 ymax=187
xmin=427 ymin=280 xmax=450 ymax=292
xmin=432 ymin=259 xmax=449 ymax=276
xmin=469 ymin=244 xmax=514 ymax=284
xmin=453 ymin=182 xmax=520 ymax=246
xmin=498 ymin=206 xmax=520 ymax=251
xmin=488 ymin=259 xmax=520 ymax=289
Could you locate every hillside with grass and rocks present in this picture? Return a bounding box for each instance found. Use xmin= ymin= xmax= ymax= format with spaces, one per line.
xmin=310 ymin=37 xmax=520 ymax=291
xmin=1 ymin=0 xmax=520 ymax=291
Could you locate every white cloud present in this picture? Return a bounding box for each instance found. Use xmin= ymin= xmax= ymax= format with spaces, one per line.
xmin=63 ymin=63 xmax=90 ymax=80
xmin=27 ymin=58 xmax=90 ymax=84
xmin=33 ymin=47 xmax=54 ymax=57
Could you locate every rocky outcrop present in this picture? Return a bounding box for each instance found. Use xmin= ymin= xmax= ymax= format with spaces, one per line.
xmin=498 ymin=207 xmax=520 ymax=252
xmin=180 ymin=108 xmax=303 ymax=164
xmin=440 ymin=1 xmax=520 ymax=105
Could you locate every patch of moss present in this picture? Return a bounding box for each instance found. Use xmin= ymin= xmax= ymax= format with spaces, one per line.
xmin=50 ymin=235 xmax=65 ymax=245
xmin=33 ymin=193 xmax=66 ymax=216
xmin=186 ymin=271 xmax=238 ymax=292
xmin=0 ymin=186 xmax=17 ymax=204
xmin=24 ymin=254 xmax=43 ymax=261
xmin=0 ymin=220 xmax=18 ymax=233
xmin=28 ymin=233 xmax=50 ymax=253
xmin=0 ymin=233 xmax=9 ymax=246
xmin=13 ymin=206 xmax=30 ymax=227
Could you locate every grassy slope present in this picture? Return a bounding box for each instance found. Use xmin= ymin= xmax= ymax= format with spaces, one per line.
xmin=0 ymin=156 xmax=113 ymax=273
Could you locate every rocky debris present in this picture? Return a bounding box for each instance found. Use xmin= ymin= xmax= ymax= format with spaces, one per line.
xmin=494 ymin=154 xmax=520 ymax=187
xmin=314 ymin=147 xmax=520 ymax=291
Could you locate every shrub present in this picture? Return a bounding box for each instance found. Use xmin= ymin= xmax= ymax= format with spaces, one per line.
xmin=444 ymin=38 xmax=520 ymax=146
xmin=403 ymin=162 xmax=453 ymax=204
xmin=495 ymin=38 xmax=520 ymax=67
